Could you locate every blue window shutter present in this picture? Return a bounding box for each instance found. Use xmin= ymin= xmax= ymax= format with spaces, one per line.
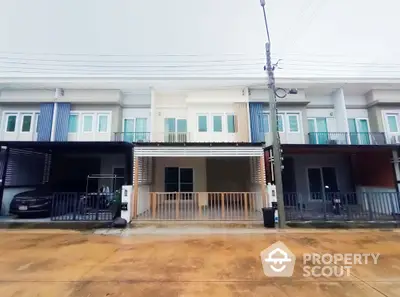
xmin=249 ymin=102 xmax=264 ymax=142
xmin=37 ymin=103 xmax=54 ymax=141
xmin=55 ymin=103 xmax=71 ymax=141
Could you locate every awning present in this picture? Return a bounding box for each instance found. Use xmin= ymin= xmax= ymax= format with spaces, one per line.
xmin=134 ymin=145 xmax=264 ymax=157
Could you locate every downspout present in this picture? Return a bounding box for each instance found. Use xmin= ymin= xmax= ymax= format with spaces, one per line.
xmin=50 ymin=88 xmax=61 ymax=141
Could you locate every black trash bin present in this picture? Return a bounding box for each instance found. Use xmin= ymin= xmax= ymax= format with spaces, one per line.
xmin=262 ymin=207 xmax=275 ymax=228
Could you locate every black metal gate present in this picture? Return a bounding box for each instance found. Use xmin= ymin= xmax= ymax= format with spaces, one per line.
xmin=51 ymin=192 xmax=117 ymax=221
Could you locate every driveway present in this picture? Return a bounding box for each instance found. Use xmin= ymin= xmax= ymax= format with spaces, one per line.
xmin=0 ymin=229 xmax=399 ymax=296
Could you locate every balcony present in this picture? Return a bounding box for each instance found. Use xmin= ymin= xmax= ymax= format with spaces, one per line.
xmin=308 ymin=132 xmax=387 ymax=145
xmin=114 ymin=132 xmax=151 ymax=142
xmin=114 ymin=132 xmax=190 ymax=143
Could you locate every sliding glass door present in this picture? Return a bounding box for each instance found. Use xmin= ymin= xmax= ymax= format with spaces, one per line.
xmin=308 ymin=118 xmax=328 ymax=144
xmin=348 ymin=118 xmax=369 ymax=144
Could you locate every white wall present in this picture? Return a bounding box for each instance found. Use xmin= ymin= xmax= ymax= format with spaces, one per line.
xmin=249 ymin=89 xmax=308 ymax=104
xmin=306 ymin=95 xmax=334 ymax=107
xmin=345 ymin=95 xmax=367 ymax=107
xmin=186 ymin=89 xmax=247 ymax=103
xmin=1 ymin=187 xmax=35 ymax=215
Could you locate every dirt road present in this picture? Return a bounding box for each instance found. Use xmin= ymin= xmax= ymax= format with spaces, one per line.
xmin=0 ymin=229 xmax=399 ymax=296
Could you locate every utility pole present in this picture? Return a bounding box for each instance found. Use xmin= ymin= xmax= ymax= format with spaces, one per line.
xmin=260 ymin=0 xmax=286 ymax=228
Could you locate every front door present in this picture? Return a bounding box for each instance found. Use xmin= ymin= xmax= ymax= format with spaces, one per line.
xmin=307 ymin=167 xmax=339 ymax=201
xmin=164 ymin=167 xmax=194 ymax=199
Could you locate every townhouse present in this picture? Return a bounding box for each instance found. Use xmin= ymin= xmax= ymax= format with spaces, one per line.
xmin=0 ymin=79 xmax=399 ymax=223
xmin=249 ymin=84 xmax=400 ymax=221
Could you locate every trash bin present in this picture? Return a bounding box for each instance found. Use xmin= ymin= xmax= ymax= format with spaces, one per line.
xmin=262 ymin=207 xmax=275 ymax=228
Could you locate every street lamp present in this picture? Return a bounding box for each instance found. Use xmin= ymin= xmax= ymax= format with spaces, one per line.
xmin=260 ymin=0 xmax=286 ymax=228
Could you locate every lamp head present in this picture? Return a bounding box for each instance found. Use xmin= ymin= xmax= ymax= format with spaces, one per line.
xmin=260 ymin=0 xmax=266 ymax=7
xmin=288 ymin=88 xmax=298 ymax=95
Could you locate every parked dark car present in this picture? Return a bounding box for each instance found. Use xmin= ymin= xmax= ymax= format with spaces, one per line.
xmin=9 ymin=184 xmax=57 ymax=218
xmin=9 ymin=183 xmax=114 ymax=218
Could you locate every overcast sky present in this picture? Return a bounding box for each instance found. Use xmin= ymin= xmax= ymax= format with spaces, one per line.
xmin=0 ymin=0 xmax=399 ymax=78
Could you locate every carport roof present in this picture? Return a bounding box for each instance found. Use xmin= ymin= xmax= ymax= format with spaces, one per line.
xmin=265 ymin=144 xmax=398 ymax=154
xmin=0 ymin=141 xmax=133 ymax=153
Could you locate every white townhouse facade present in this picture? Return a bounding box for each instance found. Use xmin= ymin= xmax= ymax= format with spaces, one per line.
xmin=0 ymin=78 xmax=400 ymax=222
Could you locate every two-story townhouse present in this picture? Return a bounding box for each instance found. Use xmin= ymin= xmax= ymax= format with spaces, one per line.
xmin=126 ymin=88 xmax=268 ymax=222
xmin=0 ymin=88 xmax=138 ymax=218
xmin=249 ymin=84 xmax=400 ymax=222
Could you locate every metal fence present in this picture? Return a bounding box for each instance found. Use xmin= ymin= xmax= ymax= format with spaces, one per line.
xmin=51 ymin=192 xmax=118 ymax=221
xmin=307 ymin=132 xmax=386 ymax=145
xmin=135 ymin=192 xmax=264 ymax=221
xmin=284 ymin=192 xmax=400 ymax=222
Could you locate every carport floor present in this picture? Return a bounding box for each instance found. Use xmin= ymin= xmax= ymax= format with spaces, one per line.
xmin=0 ymin=229 xmax=399 ymax=296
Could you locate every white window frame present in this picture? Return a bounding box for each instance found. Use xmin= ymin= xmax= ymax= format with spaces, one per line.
xmin=20 ymin=114 xmax=33 ymax=133
xmin=34 ymin=112 xmax=40 ymax=134
xmin=4 ymin=113 xmax=18 ymax=133
xmin=197 ymin=114 xmax=208 ymax=133
xmin=82 ymin=114 xmax=94 ymax=133
xmin=383 ymin=111 xmax=400 ymax=134
xmin=211 ymin=114 xmax=224 ymax=133
xmin=1 ymin=111 xmax=39 ymax=136
xmin=97 ymin=113 xmax=110 ymax=133
xmin=262 ymin=111 xmax=302 ymax=134
xmin=226 ymin=113 xmax=237 ymax=133
xmin=123 ymin=117 xmax=135 ymax=132
xmin=286 ymin=113 xmax=301 ymax=133
xmin=68 ymin=113 xmax=79 ymax=134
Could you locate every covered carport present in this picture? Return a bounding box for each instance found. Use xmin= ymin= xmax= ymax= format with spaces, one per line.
xmin=0 ymin=141 xmax=133 ymax=221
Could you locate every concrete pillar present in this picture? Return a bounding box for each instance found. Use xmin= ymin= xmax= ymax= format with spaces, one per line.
xmin=332 ymin=88 xmax=350 ymax=143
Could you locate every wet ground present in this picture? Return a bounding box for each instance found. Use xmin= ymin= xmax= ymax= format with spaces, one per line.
xmin=0 ymin=229 xmax=399 ymax=296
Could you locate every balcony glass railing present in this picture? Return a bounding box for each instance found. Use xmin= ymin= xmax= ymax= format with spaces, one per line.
xmin=114 ymin=132 xmax=151 ymax=142
xmin=308 ymin=132 xmax=386 ymax=145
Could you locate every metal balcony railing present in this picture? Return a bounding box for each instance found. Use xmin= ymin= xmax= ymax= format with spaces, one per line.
xmin=114 ymin=132 xmax=191 ymax=143
xmin=308 ymin=132 xmax=386 ymax=145
xmin=114 ymin=132 xmax=151 ymax=143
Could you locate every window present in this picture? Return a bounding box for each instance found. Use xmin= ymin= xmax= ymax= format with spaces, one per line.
xmin=98 ymin=115 xmax=108 ymax=132
xmin=227 ymin=115 xmax=236 ymax=133
xmin=213 ymin=115 xmax=222 ymax=132
xmin=277 ymin=114 xmax=284 ymax=132
xmin=68 ymin=114 xmax=78 ymax=133
xmin=387 ymin=114 xmax=399 ymax=133
xmin=164 ymin=167 xmax=193 ymax=193
xmin=21 ymin=115 xmax=32 ymax=132
xmin=5 ymin=114 xmax=17 ymax=132
xmin=198 ymin=115 xmax=207 ymax=132
xmin=83 ymin=115 xmax=93 ymax=132
xmin=287 ymin=114 xmax=299 ymax=132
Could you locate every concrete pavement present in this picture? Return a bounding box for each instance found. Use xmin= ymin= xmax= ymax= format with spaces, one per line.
xmin=0 ymin=229 xmax=399 ymax=296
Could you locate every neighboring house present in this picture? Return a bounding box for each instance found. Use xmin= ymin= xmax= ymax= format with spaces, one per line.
xmin=251 ymin=84 xmax=400 ymax=220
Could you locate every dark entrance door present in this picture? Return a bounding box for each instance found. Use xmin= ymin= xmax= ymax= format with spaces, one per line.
xmin=113 ymin=167 xmax=125 ymax=192
xmin=307 ymin=167 xmax=339 ymax=201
